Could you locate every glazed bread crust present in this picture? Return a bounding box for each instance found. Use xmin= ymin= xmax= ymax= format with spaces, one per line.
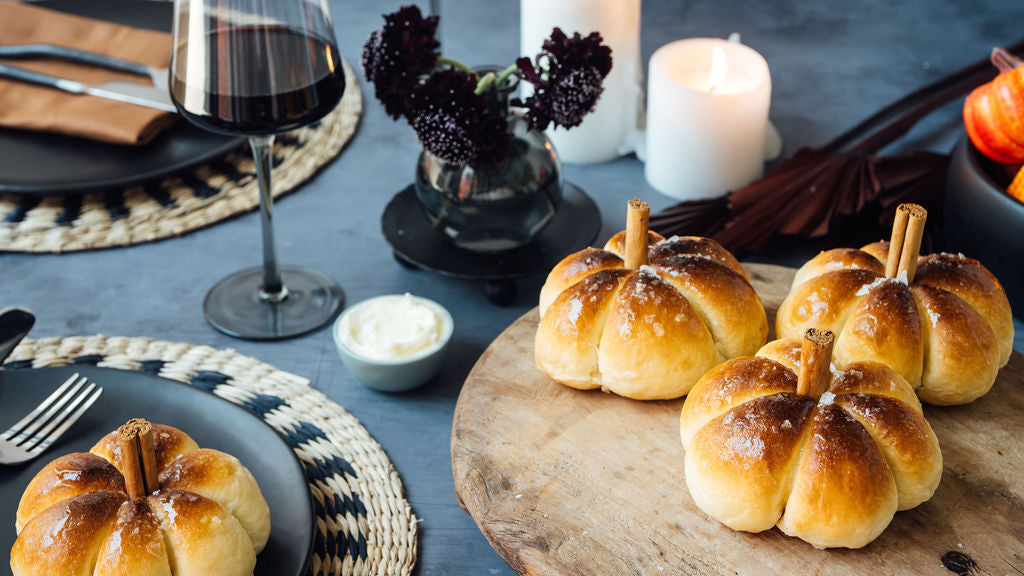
xmin=12 ymin=424 xmax=269 ymax=576
xmin=680 ymin=340 xmax=942 ymax=549
xmin=777 ymin=244 xmax=1013 ymax=405
xmin=537 ymin=234 xmax=767 ymax=400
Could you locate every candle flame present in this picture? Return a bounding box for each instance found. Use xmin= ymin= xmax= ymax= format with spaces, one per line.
xmin=707 ymin=46 xmax=727 ymax=94
xmin=326 ymin=46 xmax=336 ymax=74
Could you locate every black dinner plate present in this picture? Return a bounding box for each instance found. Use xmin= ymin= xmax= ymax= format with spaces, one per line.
xmin=0 ymin=0 xmax=244 ymax=195
xmin=0 ymin=366 xmax=313 ymax=576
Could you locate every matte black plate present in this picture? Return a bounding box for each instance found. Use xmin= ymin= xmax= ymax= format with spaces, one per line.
xmin=382 ymin=182 xmax=602 ymax=280
xmin=0 ymin=366 xmax=313 ymax=576
xmin=0 ymin=0 xmax=244 ymax=195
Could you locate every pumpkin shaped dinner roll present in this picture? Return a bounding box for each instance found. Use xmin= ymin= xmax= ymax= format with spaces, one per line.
xmin=680 ymin=329 xmax=942 ymax=549
xmin=12 ymin=419 xmax=270 ymax=576
xmin=536 ymin=199 xmax=767 ymax=400
xmin=775 ymin=203 xmax=1013 ymax=405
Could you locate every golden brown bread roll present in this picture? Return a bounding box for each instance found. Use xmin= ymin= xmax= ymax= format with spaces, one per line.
xmin=537 ymin=224 xmax=767 ymax=400
xmin=777 ymin=243 xmax=1013 ymax=405
xmin=680 ymin=333 xmax=942 ymax=549
xmin=161 ymin=448 xmax=271 ymax=551
xmin=11 ymin=422 xmax=269 ymax=576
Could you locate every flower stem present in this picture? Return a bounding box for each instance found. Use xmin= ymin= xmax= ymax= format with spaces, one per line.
xmin=474 ymin=72 xmax=496 ymax=95
xmin=495 ymin=63 xmax=519 ymax=87
xmin=436 ymin=56 xmax=477 ymax=76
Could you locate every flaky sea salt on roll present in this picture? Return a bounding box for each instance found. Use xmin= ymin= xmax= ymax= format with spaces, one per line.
xmin=535 ymin=199 xmax=767 ymax=400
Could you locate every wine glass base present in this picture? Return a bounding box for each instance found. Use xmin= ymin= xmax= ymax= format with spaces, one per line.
xmin=203 ymin=265 xmax=344 ymax=340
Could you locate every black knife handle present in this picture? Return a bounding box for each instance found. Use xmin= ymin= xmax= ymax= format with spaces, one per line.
xmin=0 ymin=44 xmax=153 ymax=78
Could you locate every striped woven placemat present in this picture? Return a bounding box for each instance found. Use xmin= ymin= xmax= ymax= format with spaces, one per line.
xmin=0 ymin=58 xmax=361 ymax=254
xmin=4 ymin=334 xmax=417 ymax=576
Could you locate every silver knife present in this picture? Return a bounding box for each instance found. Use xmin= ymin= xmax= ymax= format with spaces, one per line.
xmin=0 ymin=44 xmax=167 ymax=92
xmin=0 ymin=62 xmax=176 ymax=113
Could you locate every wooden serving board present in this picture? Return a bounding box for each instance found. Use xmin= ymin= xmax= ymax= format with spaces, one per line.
xmin=451 ymin=263 xmax=1024 ymax=576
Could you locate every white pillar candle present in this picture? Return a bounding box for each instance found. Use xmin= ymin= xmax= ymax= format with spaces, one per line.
xmin=644 ymin=38 xmax=772 ymax=200
xmin=520 ymin=0 xmax=642 ymax=164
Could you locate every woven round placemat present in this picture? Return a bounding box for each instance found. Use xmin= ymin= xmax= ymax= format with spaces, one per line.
xmin=3 ymin=334 xmax=417 ymax=576
xmin=0 ymin=58 xmax=361 ymax=254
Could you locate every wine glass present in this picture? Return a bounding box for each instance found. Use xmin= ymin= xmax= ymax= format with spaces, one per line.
xmin=169 ymin=0 xmax=345 ymax=340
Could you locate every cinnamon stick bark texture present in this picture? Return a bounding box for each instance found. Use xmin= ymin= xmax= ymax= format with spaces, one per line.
xmin=885 ymin=203 xmax=927 ymax=281
xmin=797 ymin=328 xmax=835 ymax=399
xmin=624 ymin=199 xmax=650 ymax=270
xmin=897 ymin=204 xmax=927 ymax=282
xmin=117 ymin=418 xmax=159 ymax=498
xmin=885 ymin=205 xmax=910 ymax=278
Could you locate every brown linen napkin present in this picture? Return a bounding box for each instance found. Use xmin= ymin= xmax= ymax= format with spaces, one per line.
xmin=0 ymin=1 xmax=176 ymax=146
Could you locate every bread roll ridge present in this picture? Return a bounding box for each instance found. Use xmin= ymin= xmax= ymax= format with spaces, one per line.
xmin=776 ymin=268 xmax=880 ymax=339
xmin=147 ymin=489 xmax=257 ymax=576
xmin=911 ymin=283 xmax=1001 ymax=405
xmin=835 ymin=392 xmax=942 ymax=510
xmin=915 ymin=252 xmax=1014 ymax=366
xmin=538 ymin=229 xmax=765 ymax=400
xmin=684 ymin=392 xmax=817 ymax=532
xmin=781 ymin=240 xmax=1013 ymax=405
xmin=15 ymin=452 xmax=126 ymax=533
xmin=11 ymin=491 xmax=127 ymax=576
xmin=681 ymin=356 xmax=797 ymax=447
xmin=538 ymin=247 xmax=624 ymax=318
xmin=160 ymin=448 xmax=272 ymax=553
xmin=778 ymin=401 xmax=898 ymax=549
xmin=649 ymin=235 xmax=748 ymax=280
xmin=598 ymin=266 xmax=718 ymax=399
xmin=791 ymin=247 xmax=885 ymax=289
xmin=681 ymin=343 xmax=943 ymax=548
xmin=833 ymin=276 xmax=923 ymax=389
xmin=95 ymin=499 xmax=172 ymax=576
xmin=652 ymin=253 xmax=767 ymax=360
xmin=535 ymin=268 xmax=631 ymax=389
xmin=861 ymin=244 xmax=1011 ymax=369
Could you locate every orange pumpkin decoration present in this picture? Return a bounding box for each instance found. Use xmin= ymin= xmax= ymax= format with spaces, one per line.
xmin=964 ymin=47 xmax=1024 ymax=164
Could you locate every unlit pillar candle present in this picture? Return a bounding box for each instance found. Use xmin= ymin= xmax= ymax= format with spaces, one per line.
xmin=520 ymin=0 xmax=642 ymax=164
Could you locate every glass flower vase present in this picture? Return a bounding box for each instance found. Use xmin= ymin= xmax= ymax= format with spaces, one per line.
xmin=413 ymin=71 xmax=563 ymax=253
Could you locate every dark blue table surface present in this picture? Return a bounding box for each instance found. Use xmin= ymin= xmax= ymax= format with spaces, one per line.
xmin=3 ymin=1 xmax=1023 ymax=574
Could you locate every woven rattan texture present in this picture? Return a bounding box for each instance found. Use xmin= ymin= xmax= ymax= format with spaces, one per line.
xmin=0 ymin=59 xmax=361 ymax=254
xmin=4 ymin=334 xmax=418 ymax=576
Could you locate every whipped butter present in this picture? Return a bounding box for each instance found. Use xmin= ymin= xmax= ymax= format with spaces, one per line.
xmin=338 ymin=294 xmax=445 ymax=360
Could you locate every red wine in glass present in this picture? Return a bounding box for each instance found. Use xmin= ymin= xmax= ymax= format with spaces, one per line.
xmin=171 ymin=26 xmax=344 ymax=135
xmin=170 ymin=1 xmax=346 ymax=340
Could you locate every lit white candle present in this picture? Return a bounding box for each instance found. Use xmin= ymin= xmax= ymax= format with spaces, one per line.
xmin=644 ymin=38 xmax=772 ymax=200
xmin=520 ymin=0 xmax=642 ymax=164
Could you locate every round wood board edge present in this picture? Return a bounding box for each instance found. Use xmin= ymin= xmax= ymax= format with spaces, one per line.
xmin=451 ymin=262 xmax=1024 ymax=576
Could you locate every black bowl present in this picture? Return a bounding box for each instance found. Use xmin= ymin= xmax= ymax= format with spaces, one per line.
xmin=945 ymin=137 xmax=1024 ymax=316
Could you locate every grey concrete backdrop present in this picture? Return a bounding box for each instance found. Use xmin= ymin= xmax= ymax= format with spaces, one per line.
xmin=3 ymin=1 xmax=1024 ymax=574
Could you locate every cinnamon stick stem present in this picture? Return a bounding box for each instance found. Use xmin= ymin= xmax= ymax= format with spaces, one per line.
xmin=896 ymin=204 xmax=927 ymax=283
xmin=117 ymin=418 xmax=159 ymax=499
xmin=885 ymin=205 xmax=910 ymax=278
xmin=797 ymin=329 xmax=835 ymax=399
xmin=624 ymin=199 xmax=650 ymax=270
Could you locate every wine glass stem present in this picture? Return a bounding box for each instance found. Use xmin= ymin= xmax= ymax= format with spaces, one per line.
xmin=249 ymin=135 xmax=287 ymax=303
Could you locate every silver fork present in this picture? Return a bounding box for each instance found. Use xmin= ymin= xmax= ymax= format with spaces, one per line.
xmin=0 ymin=373 xmax=103 ymax=465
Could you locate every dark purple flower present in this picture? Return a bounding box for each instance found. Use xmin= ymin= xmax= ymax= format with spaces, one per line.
xmin=513 ymin=28 xmax=612 ymax=131
xmin=362 ymin=5 xmax=440 ymax=119
xmin=409 ymin=69 xmax=508 ymax=164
